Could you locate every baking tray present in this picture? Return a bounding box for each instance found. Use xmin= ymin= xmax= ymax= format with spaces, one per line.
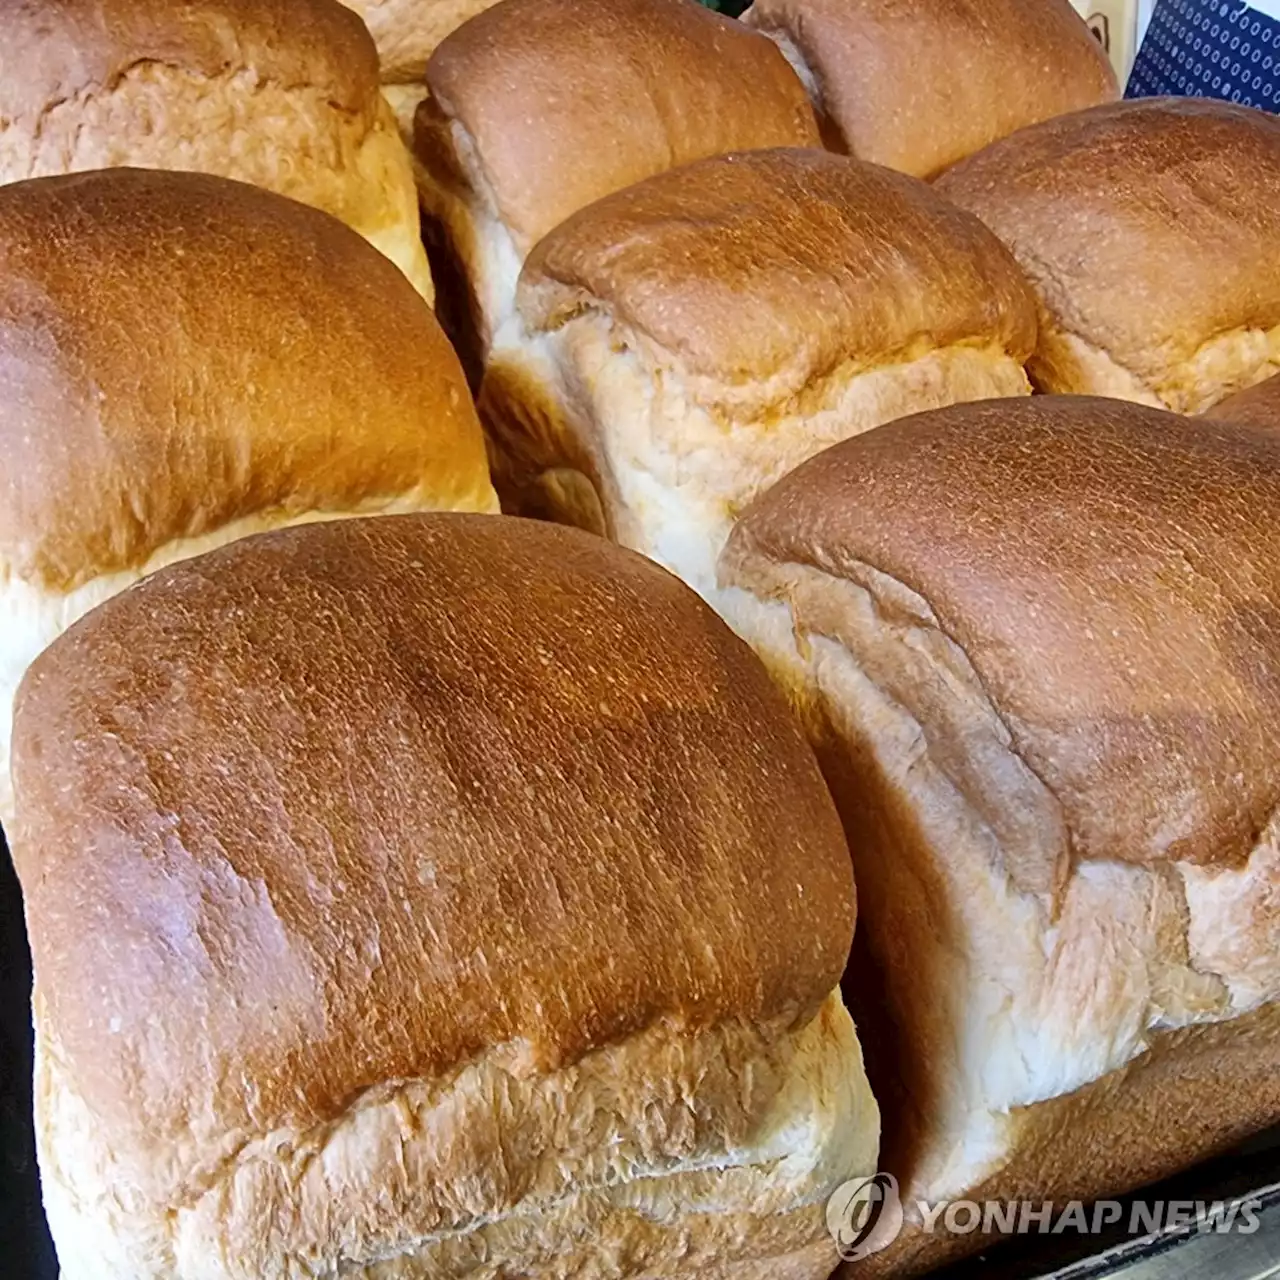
xmin=945 ymin=1140 xmax=1280 ymax=1280
xmin=1 ymin=826 xmax=1275 ymax=1280
xmin=0 ymin=829 xmax=57 ymax=1278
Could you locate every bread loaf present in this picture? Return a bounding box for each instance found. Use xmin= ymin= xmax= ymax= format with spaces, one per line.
xmin=0 ymin=169 xmax=495 ymax=821
xmin=0 ymin=0 xmax=434 ymax=298
xmin=719 ymin=395 xmax=1280 ymax=1275
xmin=12 ymin=513 xmax=878 ymax=1280
xmin=413 ymin=0 xmax=819 ymax=375
xmin=743 ymin=0 xmax=1118 ymax=177
xmin=936 ymin=98 xmax=1280 ymax=411
xmin=487 ymin=148 xmax=1036 ymax=599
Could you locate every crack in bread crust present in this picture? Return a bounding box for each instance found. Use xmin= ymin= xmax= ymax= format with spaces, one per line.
xmin=481 ymin=318 xmax=1030 ymax=600
xmin=715 ymin=560 xmax=1262 ymax=1112
xmin=38 ymin=991 xmax=877 ymax=1280
xmin=0 ymin=59 xmax=431 ymax=297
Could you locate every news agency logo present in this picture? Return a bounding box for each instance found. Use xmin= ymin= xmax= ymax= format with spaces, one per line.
xmin=826 ymin=1175 xmax=1263 ymax=1262
xmin=826 ymin=1173 xmax=905 ymax=1262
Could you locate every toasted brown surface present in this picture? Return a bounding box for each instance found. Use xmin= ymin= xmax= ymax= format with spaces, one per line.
xmin=0 ymin=169 xmax=491 ymax=591
xmin=13 ymin=511 xmax=855 ymax=1199
xmin=520 ymin=148 xmax=1037 ymax=396
xmin=744 ymin=0 xmax=1117 ymax=178
xmin=723 ymin=395 xmax=1280 ymax=873
xmin=1208 ymin=373 xmax=1280 ymax=431
xmin=935 ymin=98 xmax=1280 ymax=404
xmin=343 ymin=0 xmax=502 ymax=81
xmin=0 ymin=0 xmax=376 ymax=118
xmin=722 ymin=392 xmax=1280 ymax=1276
xmin=421 ymin=0 xmax=819 ymax=251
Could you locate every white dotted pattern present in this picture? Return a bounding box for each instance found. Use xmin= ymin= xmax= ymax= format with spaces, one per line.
xmin=1127 ymin=0 xmax=1280 ymax=110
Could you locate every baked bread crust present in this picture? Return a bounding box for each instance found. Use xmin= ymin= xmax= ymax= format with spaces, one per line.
xmin=1208 ymin=372 xmax=1280 ymax=431
xmin=0 ymin=168 xmax=494 ymax=821
xmin=411 ymin=0 xmax=819 ymax=367
xmin=343 ymin=0 xmax=504 ymax=82
xmin=742 ymin=0 xmax=1118 ymax=177
xmin=482 ymin=149 xmax=1036 ymax=596
xmin=13 ymin=513 xmax=876 ymax=1279
xmin=936 ymin=98 xmax=1280 ymax=412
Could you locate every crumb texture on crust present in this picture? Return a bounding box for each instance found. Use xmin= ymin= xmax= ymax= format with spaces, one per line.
xmin=0 ymin=0 xmax=431 ymax=292
xmin=423 ymin=0 xmax=819 ymax=252
xmin=742 ymin=0 xmax=1118 ymax=178
xmin=936 ymin=98 xmax=1280 ymax=409
xmin=480 ymin=324 xmax=1030 ymax=598
xmin=38 ymin=990 xmax=877 ymax=1280
xmin=13 ymin=513 xmax=864 ymax=1278
xmin=1027 ymin=321 xmax=1280 ymax=415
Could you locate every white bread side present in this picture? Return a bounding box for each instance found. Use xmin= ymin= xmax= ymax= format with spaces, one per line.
xmin=413 ymin=103 xmax=526 ymax=369
xmin=482 ymin=321 xmax=1029 ymax=599
xmin=38 ymin=988 xmax=877 ymax=1280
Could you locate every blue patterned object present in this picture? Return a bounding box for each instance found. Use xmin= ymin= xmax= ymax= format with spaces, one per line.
xmin=1127 ymin=0 xmax=1280 ymax=111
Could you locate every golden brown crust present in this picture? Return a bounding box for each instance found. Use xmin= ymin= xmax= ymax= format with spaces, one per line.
xmin=1208 ymin=372 xmax=1280 ymax=432
xmin=792 ymin=646 xmax=1280 ymax=1280
xmin=723 ymin=395 xmax=1280 ymax=873
xmin=0 ymin=169 xmax=492 ymax=591
xmin=13 ymin=512 xmax=856 ymax=1214
xmin=721 ymin=396 xmax=1280 ymax=1276
xmin=720 ymin=392 xmax=1280 ymax=1277
xmin=743 ymin=0 xmax=1117 ymax=179
xmin=935 ymin=98 xmax=1280 ymax=407
xmin=421 ymin=0 xmax=819 ymax=252
xmin=519 ymin=148 xmax=1037 ymax=397
xmin=0 ymin=0 xmax=377 ymax=119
